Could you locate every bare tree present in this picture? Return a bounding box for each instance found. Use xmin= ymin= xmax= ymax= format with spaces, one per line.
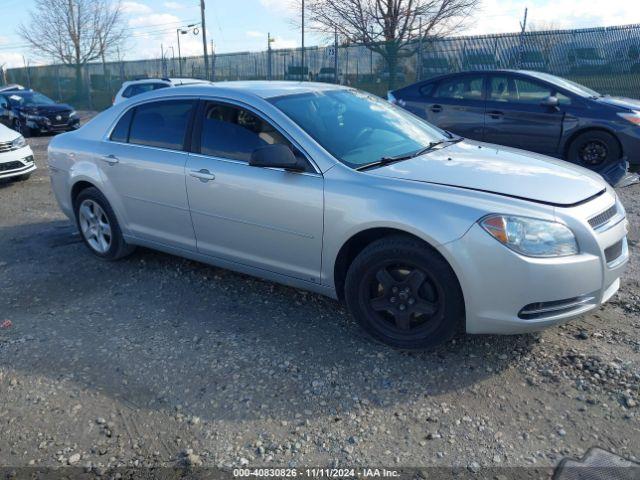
xmin=19 ymin=0 xmax=125 ymax=99
xmin=299 ymin=0 xmax=478 ymax=88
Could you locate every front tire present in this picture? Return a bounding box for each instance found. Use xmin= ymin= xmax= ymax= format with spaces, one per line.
xmin=74 ymin=187 xmax=135 ymax=260
xmin=567 ymin=131 xmax=621 ymax=172
xmin=13 ymin=118 xmax=32 ymax=138
xmin=345 ymin=235 xmax=465 ymax=350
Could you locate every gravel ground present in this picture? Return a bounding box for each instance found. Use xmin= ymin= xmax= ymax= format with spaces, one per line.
xmin=1 ymin=113 xmax=639 ymax=475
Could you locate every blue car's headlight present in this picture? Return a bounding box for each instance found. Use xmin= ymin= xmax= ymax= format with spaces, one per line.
xmin=480 ymin=214 xmax=579 ymax=257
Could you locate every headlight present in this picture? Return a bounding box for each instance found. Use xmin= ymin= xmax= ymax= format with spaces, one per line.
xmin=25 ymin=114 xmax=46 ymax=122
xmin=617 ymin=111 xmax=640 ymax=126
xmin=480 ymin=214 xmax=578 ymax=257
xmin=11 ymin=135 xmax=26 ymax=149
xmin=69 ymin=110 xmax=78 ymax=118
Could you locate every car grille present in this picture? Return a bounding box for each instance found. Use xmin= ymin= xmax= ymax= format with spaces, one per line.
xmin=588 ymin=204 xmax=617 ymax=229
xmin=45 ymin=112 xmax=70 ymax=125
xmin=0 ymin=140 xmax=17 ymax=153
xmin=0 ymin=161 xmax=23 ymax=172
xmin=605 ymin=239 xmax=624 ymax=264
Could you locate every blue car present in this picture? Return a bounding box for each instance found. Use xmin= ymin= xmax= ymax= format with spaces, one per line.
xmin=388 ymin=70 xmax=640 ymax=185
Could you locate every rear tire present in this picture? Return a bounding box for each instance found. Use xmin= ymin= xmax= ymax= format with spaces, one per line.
xmin=344 ymin=235 xmax=465 ymax=350
xmin=567 ymin=131 xmax=621 ymax=173
xmin=74 ymin=187 xmax=135 ymax=261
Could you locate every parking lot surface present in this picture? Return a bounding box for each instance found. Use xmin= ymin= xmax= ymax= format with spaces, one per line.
xmin=1 ymin=115 xmax=639 ymax=472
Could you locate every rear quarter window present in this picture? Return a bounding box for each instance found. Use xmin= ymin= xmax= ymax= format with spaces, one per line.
xmin=110 ymin=108 xmax=134 ymax=142
xmin=128 ymin=100 xmax=195 ymax=150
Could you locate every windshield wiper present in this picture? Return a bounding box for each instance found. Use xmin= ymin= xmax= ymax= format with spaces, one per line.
xmin=355 ymin=138 xmax=463 ymax=172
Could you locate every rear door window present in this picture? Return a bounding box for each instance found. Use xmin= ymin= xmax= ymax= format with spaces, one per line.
xmin=433 ymin=76 xmax=484 ymax=100
xmin=128 ymin=100 xmax=195 ymax=150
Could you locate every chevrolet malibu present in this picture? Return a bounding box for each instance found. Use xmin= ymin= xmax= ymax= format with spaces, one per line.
xmin=47 ymin=82 xmax=629 ymax=349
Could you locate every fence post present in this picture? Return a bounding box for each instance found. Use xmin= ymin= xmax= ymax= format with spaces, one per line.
xmin=334 ymin=26 xmax=338 ymax=84
xmin=417 ymin=18 xmax=423 ymax=81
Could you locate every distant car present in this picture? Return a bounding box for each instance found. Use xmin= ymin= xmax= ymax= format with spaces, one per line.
xmin=379 ymin=68 xmax=406 ymax=84
xmin=500 ymin=45 xmax=546 ymax=70
xmin=0 ymin=90 xmax=80 ymax=137
xmin=421 ymin=54 xmax=455 ymax=76
xmin=388 ymin=70 xmax=640 ymax=185
xmin=113 ymin=78 xmax=208 ymax=104
xmin=316 ymin=67 xmax=339 ymax=83
xmin=0 ymin=122 xmax=35 ymax=181
xmin=284 ymin=66 xmax=311 ymax=82
xmin=461 ymin=49 xmax=499 ymax=70
xmin=550 ymin=42 xmax=607 ymax=74
xmin=0 ymin=84 xmax=26 ymax=93
xmin=48 ymin=81 xmax=628 ymax=349
xmin=607 ymin=39 xmax=640 ymax=73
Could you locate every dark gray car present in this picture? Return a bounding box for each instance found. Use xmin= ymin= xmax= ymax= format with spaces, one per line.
xmin=388 ymin=70 xmax=640 ymax=185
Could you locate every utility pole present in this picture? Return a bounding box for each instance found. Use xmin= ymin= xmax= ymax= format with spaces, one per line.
xmin=210 ymin=39 xmax=215 ymax=80
xmin=267 ymin=33 xmax=273 ymax=80
xmin=517 ymin=7 xmax=528 ymax=68
xmin=301 ymin=0 xmax=305 ymax=80
xmin=177 ymin=28 xmax=183 ymax=76
xmin=200 ymin=0 xmax=209 ymax=79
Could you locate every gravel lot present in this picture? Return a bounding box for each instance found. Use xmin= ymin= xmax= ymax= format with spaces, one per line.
xmin=1 ymin=113 xmax=639 ymax=475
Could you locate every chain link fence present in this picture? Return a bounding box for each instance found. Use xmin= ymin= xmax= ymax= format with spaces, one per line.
xmin=3 ymin=23 xmax=640 ymax=110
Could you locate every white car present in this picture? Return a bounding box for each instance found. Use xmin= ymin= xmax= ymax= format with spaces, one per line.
xmin=112 ymin=78 xmax=209 ymax=105
xmin=0 ymin=123 xmax=35 ymax=181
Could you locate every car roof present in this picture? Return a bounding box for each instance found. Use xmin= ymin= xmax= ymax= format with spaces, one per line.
xmin=131 ymin=81 xmax=348 ymax=101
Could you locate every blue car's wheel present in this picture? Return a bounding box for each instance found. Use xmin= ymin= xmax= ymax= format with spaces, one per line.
xmin=568 ymin=131 xmax=621 ymax=171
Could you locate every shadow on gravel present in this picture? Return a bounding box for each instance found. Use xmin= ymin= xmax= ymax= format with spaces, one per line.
xmin=1 ymin=220 xmax=537 ymax=421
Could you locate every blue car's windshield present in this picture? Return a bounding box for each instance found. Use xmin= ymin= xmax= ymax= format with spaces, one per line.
xmin=6 ymin=91 xmax=57 ymax=106
xmin=270 ymin=89 xmax=447 ymax=168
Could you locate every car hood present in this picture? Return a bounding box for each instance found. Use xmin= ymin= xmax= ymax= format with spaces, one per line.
xmin=0 ymin=123 xmax=20 ymax=142
xmin=368 ymin=140 xmax=606 ymax=206
xmin=596 ymin=96 xmax=640 ymax=110
xmin=19 ymin=104 xmax=73 ymax=114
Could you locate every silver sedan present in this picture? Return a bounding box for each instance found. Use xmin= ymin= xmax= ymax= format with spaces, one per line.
xmin=47 ymin=82 xmax=629 ymax=349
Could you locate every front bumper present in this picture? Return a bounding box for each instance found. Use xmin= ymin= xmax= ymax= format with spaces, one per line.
xmin=26 ymin=116 xmax=80 ymax=134
xmin=444 ymin=194 xmax=628 ymax=334
xmin=0 ymin=145 xmax=36 ymax=179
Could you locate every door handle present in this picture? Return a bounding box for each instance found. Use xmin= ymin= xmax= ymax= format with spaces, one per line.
xmin=488 ymin=110 xmax=504 ymax=119
xmin=101 ymin=154 xmax=119 ymax=165
xmin=430 ymin=104 xmax=443 ymax=113
xmin=190 ymin=169 xmax=216 ymax=182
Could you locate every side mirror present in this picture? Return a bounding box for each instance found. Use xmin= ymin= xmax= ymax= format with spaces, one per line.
xmin=250 ymin=144 xmax=305 ymax=171
xmin=541 ymin=95 xmax=559 ymax=108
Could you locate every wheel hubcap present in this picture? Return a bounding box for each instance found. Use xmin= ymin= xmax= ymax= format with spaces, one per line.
xmin=78 ymin=199 xmax=112 ymax=253
xmin=579 ymin=141 xmax=607 ymax=166
xmin=367 ymin=265 xmax=441 ymax=332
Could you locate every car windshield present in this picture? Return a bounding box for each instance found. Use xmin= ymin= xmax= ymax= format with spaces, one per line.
xmin=526 ymin=71 xmax=601 ymax=98
xmin=7 ymin=92 xmax=57 ymax=106
xmin=271 ymin=89 xmax=447 ymax=168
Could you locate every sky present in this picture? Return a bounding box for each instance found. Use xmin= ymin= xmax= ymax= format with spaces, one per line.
xmin=1 ymin=0 xmax=640 ymax=68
